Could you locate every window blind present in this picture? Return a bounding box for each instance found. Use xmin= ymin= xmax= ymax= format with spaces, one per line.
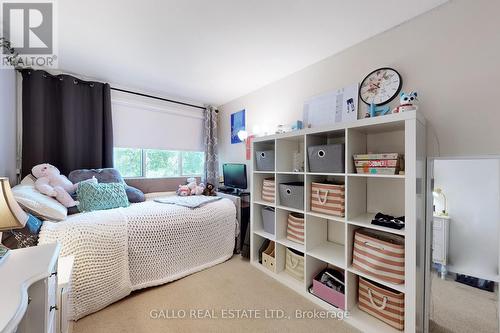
xmin=111 ymin=90 xmax=204 ymax=151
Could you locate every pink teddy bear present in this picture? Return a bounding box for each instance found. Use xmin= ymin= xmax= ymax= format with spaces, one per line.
xmin=32 ymin=163 xmax=80 ymax=208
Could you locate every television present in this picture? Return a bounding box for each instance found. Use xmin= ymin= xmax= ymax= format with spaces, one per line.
xmin=222 ymin=163 xmax=247 ymax=192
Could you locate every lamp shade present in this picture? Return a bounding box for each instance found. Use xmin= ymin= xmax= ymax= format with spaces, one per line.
xmin=0 ymin=177 xmax=28 ymax=231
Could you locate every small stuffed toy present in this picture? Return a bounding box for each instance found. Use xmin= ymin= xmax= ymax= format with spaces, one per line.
xmin=186 ymin=177 xmax=205 ymax=195
xmin=177 ymin=184 xmax=190 ymax=196
xmin=393 ymin=91 xmax=418 ymax=113
xmin=202 ymin=183 xmax=217 ymax=196
xmin=32 ymin=163 xmax=79 ymax=207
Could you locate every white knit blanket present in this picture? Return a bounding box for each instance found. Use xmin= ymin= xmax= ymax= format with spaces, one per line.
xmin=38 ymin=198 xmax=237 ymax=320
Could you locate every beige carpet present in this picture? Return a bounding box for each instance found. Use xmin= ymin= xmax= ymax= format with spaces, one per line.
xmin=430 ymin=272 xmax=499 ymax=333
xmin=73 ymin=256 xmax=359 ymax=333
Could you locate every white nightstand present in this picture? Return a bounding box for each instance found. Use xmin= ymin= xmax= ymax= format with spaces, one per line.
xmin=0 ymin=243 xmax=60 ymax=333
xmin=57 ymin=256 xmax=74 ymax=333
xmin=432 ymin=215 xmax=451 ymax=278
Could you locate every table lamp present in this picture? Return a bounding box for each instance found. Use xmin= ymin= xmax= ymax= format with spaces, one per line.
xmin=432 ymin=187 xmax=448 ymax=216
xmin=0 ymin=177 xmax=30 ymax=262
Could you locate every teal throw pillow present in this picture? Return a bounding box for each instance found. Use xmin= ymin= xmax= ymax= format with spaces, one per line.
xmin=77 ymin=182 xmax=130 ymax=212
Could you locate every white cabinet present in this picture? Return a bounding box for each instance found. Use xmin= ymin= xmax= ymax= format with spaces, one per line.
xmin=0 ymin=243 xmax=60 ymax=333
xmin=432 ymin=215 xmax=450 ymax=276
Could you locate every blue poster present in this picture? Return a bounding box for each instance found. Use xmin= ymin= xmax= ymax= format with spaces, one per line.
xmin=231 ymin=109 xmax=246 ymax=144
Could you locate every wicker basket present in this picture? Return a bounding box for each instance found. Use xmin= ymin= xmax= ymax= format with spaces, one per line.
xmin=358 ymin=277 xmax=404 ymax=330
xmin=262 ymin=178 xmax=275 ymax=203
xmin=310 ymin=182 xmax=345 ymax=217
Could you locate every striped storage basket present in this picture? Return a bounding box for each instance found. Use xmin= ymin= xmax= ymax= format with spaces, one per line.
xmin=310 ymin=182 xmax=345 ymax=217
xmin=352 ymin=228 xmax=405 ymax=284
xmin=286 ymin=213 xmax=304 ymax=244
xmin=358 ymin=277 xmax=404 ymax=330
xmin=262 ymin=178 xmax=275 ymax=202
xmin=285 ymin=248 xmax=304 ymax=281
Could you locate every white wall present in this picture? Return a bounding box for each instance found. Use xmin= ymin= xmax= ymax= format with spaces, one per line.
xmin=218 ymin=0 xmax=500 ymax=172
xmin=434 ymin=158 xmax=499 ymax=280
xmin=0 ymin=69 xmax=17 ymax=184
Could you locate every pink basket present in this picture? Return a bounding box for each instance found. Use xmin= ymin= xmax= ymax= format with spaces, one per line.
xmin=312 ymin=274 xmax=345 ymax=310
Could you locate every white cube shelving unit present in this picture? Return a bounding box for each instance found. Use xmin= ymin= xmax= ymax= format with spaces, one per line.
xmin=250 ymin=111 xmax=426 ymax=333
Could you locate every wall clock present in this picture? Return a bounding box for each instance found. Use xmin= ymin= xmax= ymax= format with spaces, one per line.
xmin=359 ymin=67 xmax=402 ymax=106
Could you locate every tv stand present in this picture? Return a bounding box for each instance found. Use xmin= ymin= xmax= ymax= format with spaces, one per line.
xmin=219 ymin=186 xmax=244 ymax=195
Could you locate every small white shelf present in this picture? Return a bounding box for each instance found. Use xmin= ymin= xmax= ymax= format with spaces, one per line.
xmin=277 ymin=271 xmax=304 ymax=290
xmin=307 ymin=241 xmax=345 ymax=268
xmin=306 ymin=172 xmax=345 ymax=177
xmin=253 ymin=229 xmax=275 ymax=240
xmin=254 ymin=200 xmax=275 ymax=207
xmin=348 ymin=307 xmax=402 ymax=333
xmin=275 ymin=205 xmax=304 ymax=214
xmin=306 ymin=211 xmax=345 ymax=223
xmin=253 ymin=170 xmax=275 ymax=174
xmin=347 ymin=173 xmax=405 ymax=179
xmin=276 ymin=171 xmax=305 ymax=175
xmin=276 ymin=238 xmax=305 ymax=253
xmin=347 ymin=266 xmax=405 ymax=293
xmin=347 ymin=213 xmax=405 ymax=236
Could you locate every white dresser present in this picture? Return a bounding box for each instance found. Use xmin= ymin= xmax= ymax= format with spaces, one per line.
xmin=0 ymin=243 xmax=60 ymax=333
xmin=432 ymin=215 xmax=450 ymax=277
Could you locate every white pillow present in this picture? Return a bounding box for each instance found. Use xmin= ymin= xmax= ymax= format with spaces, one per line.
xmin=12 ymin=178 xmax=67 ymax=221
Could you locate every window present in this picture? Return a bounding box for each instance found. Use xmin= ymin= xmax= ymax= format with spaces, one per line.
xmin=114 ymin=148 xmax=204 ymax=178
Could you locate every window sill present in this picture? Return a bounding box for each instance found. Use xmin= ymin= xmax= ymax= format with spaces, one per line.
xmin=124 ymin=176 xmax=202 ymax=180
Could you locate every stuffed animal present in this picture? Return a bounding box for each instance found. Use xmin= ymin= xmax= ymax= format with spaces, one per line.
xmin=202 ymin=183 xmax=217 ymax=196
xmin=177 ymin=178 xmax=205 ymax=196
xmin=32 ymin=163 xmax=79 ymax=207
xmin=186 ymin=178 xmax=205 ymax=195
xmin=177 ymin=184 xmax=190 ymax=196
xmin=393 ymin=91 xmax=418 ymax=113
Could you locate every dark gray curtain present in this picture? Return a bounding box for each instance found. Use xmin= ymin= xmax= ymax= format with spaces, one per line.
xmin=203 ymin=105 xmax=219 ymax=188
xmin=21 ymin=69 xmax=113 ymax=177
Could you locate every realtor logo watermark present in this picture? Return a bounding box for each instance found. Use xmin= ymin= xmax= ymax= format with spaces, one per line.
xmin=1 ymin=0 xmax=58 ymax=67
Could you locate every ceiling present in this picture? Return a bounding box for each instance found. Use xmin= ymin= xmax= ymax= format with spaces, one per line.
xmin=58 ymin=0 xmax=447 ymax=106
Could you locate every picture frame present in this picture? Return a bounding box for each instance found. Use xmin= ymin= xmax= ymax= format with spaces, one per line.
xmin=231 ymin=109 xmax=246 ymax=144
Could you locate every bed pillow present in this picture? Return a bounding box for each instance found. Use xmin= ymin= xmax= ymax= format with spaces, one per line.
xmin=77 ymin=182 xmax=130 ymax=212
xmin=12 ymin=177 xmax=68 ymax=221
xmin=69 ymin=168 xmax=145 ymax=203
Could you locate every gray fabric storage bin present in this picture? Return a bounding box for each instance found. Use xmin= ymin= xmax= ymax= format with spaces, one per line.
xmin=255 ymin=150 xmax=275 ymax=171
xmin=279 ymin=182 xmax=304 ymax=210
xmin=261 ymin=206 xmax=275 ymax=235
xmin=307 ymin=143 xmax=345 ymax=173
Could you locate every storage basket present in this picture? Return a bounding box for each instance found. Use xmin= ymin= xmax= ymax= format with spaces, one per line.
xmin=352 ymin=228 xmax=405 ymax=284
xmin=358 ymin=277 xmax=404 ymax=330
xmin=255 ymin=150 xmax=275 ymax=171
xmin=262 ymin=178 xmax=275 ymax=203
xmin=353 ymin=153 xmax=403 ymax=175
xmin=286 ymin=213 xmax=304 ymax=244
xmin=308 ymin=143 xmax=345 ymax=173
xmin=312 ymin=268 xmax=345 ymax=310
xmin=261 ymin=206 xmax=275 ymax=235
xmin=279 ymin=182 xmax=304 ymax=210
xmin=262 ymin=241 xmax=276 ymax=272
xmin=285 ymin=248 xmax=304 ymax=281
xmin=310 ymin=182 xmax=345 ymax=217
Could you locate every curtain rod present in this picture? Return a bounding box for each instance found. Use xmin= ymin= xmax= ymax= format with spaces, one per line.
xmin=110 ymin=87 xmax=214 ymax=112
xmin=16 ymin=67 xmax=215 ymax=112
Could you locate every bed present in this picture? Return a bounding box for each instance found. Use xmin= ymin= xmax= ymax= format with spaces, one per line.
xmin=37 ymin=195 xmax=237 ymax=320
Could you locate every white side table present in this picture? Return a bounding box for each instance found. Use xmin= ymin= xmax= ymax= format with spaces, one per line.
xmin=57 ymin=256 xmax=74 ymax=333
xmin=432 ymin=215 xmax=451 ymax=278
xmin=0 ymin=243 xmax=60 ymax=333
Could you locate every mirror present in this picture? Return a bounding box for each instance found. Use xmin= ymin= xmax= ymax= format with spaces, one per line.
xmin=425 ymin=157 xmax=500 ymax=333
